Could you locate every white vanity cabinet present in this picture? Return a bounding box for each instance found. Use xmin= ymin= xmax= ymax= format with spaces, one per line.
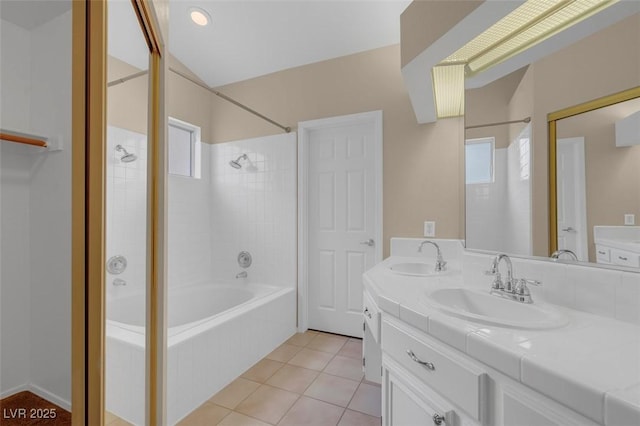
xmin=374 ymin=315 xmax=601 ymax=426
xmin=363 ymin=289 xmax=382 ymax=384
xmin=381 ymin=316 xmax=487 ymax=426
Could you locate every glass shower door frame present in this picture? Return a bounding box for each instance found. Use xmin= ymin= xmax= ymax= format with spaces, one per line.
xmin=72 ymin=1 xmax=167 ymax=424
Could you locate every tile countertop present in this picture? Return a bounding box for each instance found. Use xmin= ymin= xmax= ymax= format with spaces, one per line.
xmin=364 ymin=256 xmax=640 ymax=426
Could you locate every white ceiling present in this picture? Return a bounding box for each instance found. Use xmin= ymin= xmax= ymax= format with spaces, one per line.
xmin=169 ymin=0 xmax=412 ymax=88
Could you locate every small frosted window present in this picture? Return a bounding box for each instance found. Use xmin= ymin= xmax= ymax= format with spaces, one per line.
xmin=465 ymin=138 xmax=494 ymax=184
xmin=168 ymin=118 xmax=201 ymax=178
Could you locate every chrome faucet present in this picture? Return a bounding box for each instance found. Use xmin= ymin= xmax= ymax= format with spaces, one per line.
xmin=550 ymin=249 xmax=578 ymax=261
xmin=486 ymin=253 xmax=514 ymax=292
xmin=236 ymin=271 xmax=247 ymax=279
xmin=485 ymin=253 xmax=541 ymax=303
xmin=417 ymin=240 xmax=447 ymax=272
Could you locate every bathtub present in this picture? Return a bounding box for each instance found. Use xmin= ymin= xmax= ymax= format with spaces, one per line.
xmin=106 ymin=283 xmax=296 ymax=425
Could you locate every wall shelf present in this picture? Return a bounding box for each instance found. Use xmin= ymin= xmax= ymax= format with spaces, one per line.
xmin=0 ymin=128 xmax=62 ymax=152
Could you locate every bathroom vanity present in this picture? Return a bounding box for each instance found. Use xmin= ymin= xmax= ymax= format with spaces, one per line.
xmin=362 ymin=239 xmax=640 ymax=426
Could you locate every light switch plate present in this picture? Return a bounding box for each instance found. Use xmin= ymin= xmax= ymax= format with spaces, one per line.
xmin=624 ymin=214 xmax=635 ymax=225
xmin=424 ymin=221 xmax=436 ymax=237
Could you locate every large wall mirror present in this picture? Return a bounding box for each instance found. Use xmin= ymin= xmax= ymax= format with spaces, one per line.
xmin=549 ymin=87 xmax=640 ymax=268
xmin=464 ymin=11 xmax=640 ymax=270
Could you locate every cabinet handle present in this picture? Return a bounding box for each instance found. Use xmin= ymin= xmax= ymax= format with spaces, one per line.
xmin=363 ymin=307 xmax=372 ymax=319
xmin=406 ymin=350 xmax=435 ymax=370
xmin=618 ymin=256 xmax=628 ymax=261
xmin=432 ymin=413 xmax=445 ymax=425
xmin=598 ymin=251 xmax=606 ymax=255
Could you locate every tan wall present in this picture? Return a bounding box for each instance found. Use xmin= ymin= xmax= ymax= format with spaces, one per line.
xmin=168 ymin=55 xmax=213 ymax=142
xmin=208 ymin=45 xmax=464 ymax=257
xmin=400 ymin=0 xmax=483 ymax=67
xmin=529 ymin=13 xmax=640 ymax=256
xmin=107 ymin=56 xmax=148 ymax=134
xmin=465 ymin=67 xmax=528 ymax=149
xmin=557 ymin=98 xmax=640 ymax=262
xmin=107 ymin=55 xmax=212 ymax=140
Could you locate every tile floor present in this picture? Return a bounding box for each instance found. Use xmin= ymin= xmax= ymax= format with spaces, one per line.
xmin=107 ymin=330 xmax=381 ymax=426
xmin=178 ymin=330 xmax=381 ymax=426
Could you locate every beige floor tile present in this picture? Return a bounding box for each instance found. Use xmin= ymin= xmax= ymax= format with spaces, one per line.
xmin=286 ymin=331 xmax=317 ymax=347
xmin=306 ymin=333 xmax=348 ymax=354
xmin=266 ymin=364 xmax=319 ymax=394
xmin=304 ymin=373 xmax=360 ymax=407
xmin=105 ymin=411 xmax=119 ymax=424
xmin=277 ymin=396 xmax=345 ymax=426
xmin=347 ymin=383 xmax=381 ymax=418
xmin=209 ymin=377 xmax=261 ymax=409
xmin=266 ymin=343 xmax=303 ymax=363
xmin=235 ymin=385 xmax=299 ymax=425
xmin=287 ymin=348 xmax=335 ymax=371
xmin=337 ymin=339 xmax=363 ymax=360
xmin=241 ymin=359 xmax=284 ymax=383
xmin=323 ymin=355 xmax=364 ymax=381
xmin=109 ymin=418 xmax=134 ymax=426
xmin=338 ymin=409 xmax=382 ymax=426
xmin=177 ymin=402 xmax=231 ymax=426
xmin=218 ymin=411 xmax=272 ymax=426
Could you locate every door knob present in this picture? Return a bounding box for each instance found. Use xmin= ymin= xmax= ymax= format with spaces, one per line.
xmin=359 ymin=239 xmax=375 ymax=247
xmin=561 ymin=227 xmax=576 ymax=232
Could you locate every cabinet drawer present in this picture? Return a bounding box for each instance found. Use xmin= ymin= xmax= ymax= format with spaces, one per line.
xmin=611 ymin=248 xmax=640 ymax=268
xmin=382 ymin=318 xmax=487 ymax=422
xmin=363 ymin=290 xmax=380 ymax=343
xmin=595 ymin=246 xmax=610 ymax=263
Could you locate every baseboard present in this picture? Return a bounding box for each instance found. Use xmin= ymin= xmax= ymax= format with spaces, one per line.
xmin=0 ymin=384 xmax=30 ymax=400
xmin=28 ymin=384 xmax=71 ymax=412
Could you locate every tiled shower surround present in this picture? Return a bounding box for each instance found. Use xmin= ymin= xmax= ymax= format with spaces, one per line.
xmin=106 ymin=130 xmax=298 ymax=424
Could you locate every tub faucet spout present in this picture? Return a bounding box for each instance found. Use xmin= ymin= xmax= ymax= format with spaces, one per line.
xmin=236 ymin=271 xmax=247 ymax=279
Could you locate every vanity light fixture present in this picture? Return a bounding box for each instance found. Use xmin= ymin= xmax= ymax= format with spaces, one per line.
xmin=432 ymin=64 xmax=465 ymax=118
xmin=189 ymin=7 xmax=211 ymax=27
xmin=432 ymin=0 xmax=618 ymax=119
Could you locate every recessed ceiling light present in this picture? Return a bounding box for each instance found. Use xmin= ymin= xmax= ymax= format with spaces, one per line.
xmin=189 ymin=7 xmax=211 ymax=27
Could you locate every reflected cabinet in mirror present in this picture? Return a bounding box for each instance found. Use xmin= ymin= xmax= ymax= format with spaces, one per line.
xmin=549 ymin=87 xmax=640 ymax=268
xmin=464 ymin=10 xmax=640 ymax=270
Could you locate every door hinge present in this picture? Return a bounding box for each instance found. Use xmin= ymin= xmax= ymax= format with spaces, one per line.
xmin=363 ymin=357 xmax=366 ymax=367
xmin=363 ymin=322 xmax=366 ymax=332
xmin=381 ymin=366 xmax=383 ymax=376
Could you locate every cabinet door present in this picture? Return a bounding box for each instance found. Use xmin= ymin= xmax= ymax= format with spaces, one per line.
xmin=384 ymin=364 xmax=454 ymax=426
xmin=364 ymin=322 xmax=382 ymax=384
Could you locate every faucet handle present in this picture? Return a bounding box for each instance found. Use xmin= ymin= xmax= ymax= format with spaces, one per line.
xmin=515 ymin=278 xmax=542 ymax=296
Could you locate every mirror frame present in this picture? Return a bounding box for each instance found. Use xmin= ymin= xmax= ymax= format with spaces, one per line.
xmin=547 ymin=85 xmax=640 ymax=255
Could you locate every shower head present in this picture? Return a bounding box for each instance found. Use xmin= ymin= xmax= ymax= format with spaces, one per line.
xmin=115 ymin=144 xmax=137 ymax=163
xmin=229 ymin=153 xmax=248 ymax=169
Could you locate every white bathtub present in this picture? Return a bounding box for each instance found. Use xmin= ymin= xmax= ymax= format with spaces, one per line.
xmin=106 ymin=283 xmax=296 ymax=425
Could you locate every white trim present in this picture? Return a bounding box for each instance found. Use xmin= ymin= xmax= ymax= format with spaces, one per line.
xmin=168 ymin=116 xmax=202 ymax=179
xmin=297 ymin=110 xmax=383 ymax=332
xmin=557 ymin=137 xmax=589 ymax=261
xmin=0 ymin=383 xmax=71 ymax=412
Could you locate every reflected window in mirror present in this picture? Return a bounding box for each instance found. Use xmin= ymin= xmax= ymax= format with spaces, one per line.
xmin=465 ymin=137 xmax=495 ymax=184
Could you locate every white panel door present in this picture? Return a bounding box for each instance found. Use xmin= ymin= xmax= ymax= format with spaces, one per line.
xmin=557 ymin=138 xmax=588 ymax=261
xmin=306 ymin=117 xmax=380 ymax=337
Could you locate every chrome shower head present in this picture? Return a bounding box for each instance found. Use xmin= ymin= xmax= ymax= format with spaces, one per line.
xmin=229 ymin=153 xmax=248 ymax=169
xmin=115 ymin=144 xmax=137 ymax=163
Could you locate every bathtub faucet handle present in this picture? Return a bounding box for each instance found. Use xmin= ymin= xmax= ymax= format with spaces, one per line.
xmin=236 ymin=271 xmax=248 ymax=279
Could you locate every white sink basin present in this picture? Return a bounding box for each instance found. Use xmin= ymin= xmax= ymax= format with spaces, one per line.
xmin=424 ymin=288 xmax=568 ymax=330
xmin=389 ymin=262 xmax=441 ymax=277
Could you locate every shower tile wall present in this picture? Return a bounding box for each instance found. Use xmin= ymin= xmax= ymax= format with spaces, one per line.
xmin=106 ymin=126 xmax=148 ymax=299
xmin=168 ymin=145 xmax=213 ymax=288
xmin=209 ymin=133 xmax=297 ymax=287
